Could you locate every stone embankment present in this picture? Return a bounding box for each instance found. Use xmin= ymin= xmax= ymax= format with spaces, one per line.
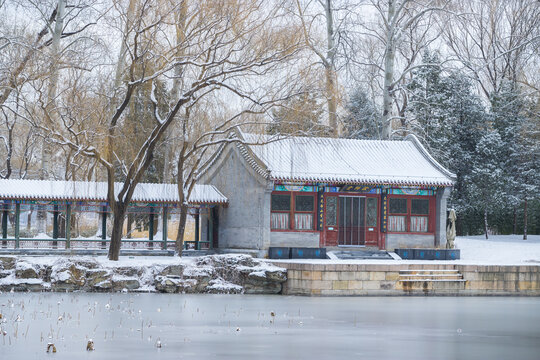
xmin=0 ymin=255 xmax=287 ymax=294
xmin=275 ymin=262 xmax=540 ymax=296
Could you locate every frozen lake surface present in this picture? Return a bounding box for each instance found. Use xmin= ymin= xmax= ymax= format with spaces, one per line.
xmin=1 ymin=293 xmax=539 ymax=360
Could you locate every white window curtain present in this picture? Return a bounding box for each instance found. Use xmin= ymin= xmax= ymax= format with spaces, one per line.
xmin=411 ymin=216 xmax=428 ymax=232
xmin=294 ymin=213 xmax=313 ymax=230
xmin=388 ymin=216 xmax=406 ymax=232
xmin=271 ymin=213 xmax=289 ymax=229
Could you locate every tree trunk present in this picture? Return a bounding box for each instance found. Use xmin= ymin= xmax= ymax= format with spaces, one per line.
xmin=160 ymin=0 xmax=187 ymax=187
xmin=39 ymin=0 xmax=66 ymax=233
xmin=126 ymin=213 xmax=133 ymax=239
xmin=58 ymin=215 xmax=66 ymax=238
xmin=47 ymin=0 xmax=65 ymax=111
xmin=513 ymin=206 xmax=517 ymax=234
xmin=174 ymin=136 xmax=189 ymax=256
xmin=175 ymin=204 xmax=188 ymax=256
xmin=114 ymin=0 xmax=137 ymax=87
xmin=26 ymin=210 xmax=32 ymax=231
xmin=3 ymin=124 xmax=13 ymax=179
xmin=484 ymin=208 xmax=489 ymax=240
xmin=324 ymin=66 xmax=338 ymax=136
xmin=42 ymin=0 xmax=66 ymax=166
xmin=523 ymin=197 xmax=528 ymax=240
xmin=323 ymin=0 xmax=337 ymax=135
xmin=108 ymin=205 xmax=127 ymax=261
xmin=382 ymin=0 xmax=396 ymax=139
xmin=456 ymin=216 xmax=463 ymax=237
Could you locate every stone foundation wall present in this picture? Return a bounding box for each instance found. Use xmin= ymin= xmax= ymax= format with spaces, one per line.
xmin=273 ymin=263 xmax=540 ymax=296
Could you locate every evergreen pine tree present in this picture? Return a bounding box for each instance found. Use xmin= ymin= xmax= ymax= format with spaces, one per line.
xmin=342 ymin=89 xmax=383 ymax=139
xmin=406 ymin=56 xmax=490 ymax=235
xmin=491 ymin=83 xmax=540 ymax=239
xmin=469 ymin=130 xmax=507 ymax=238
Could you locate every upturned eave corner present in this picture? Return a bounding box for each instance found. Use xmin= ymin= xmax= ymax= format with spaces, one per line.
xmin=404 ymin=134 xmax=457 ymax=183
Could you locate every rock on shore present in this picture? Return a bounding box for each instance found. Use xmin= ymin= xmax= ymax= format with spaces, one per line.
xmin=0 ymin=255 xmax=287 ymax=294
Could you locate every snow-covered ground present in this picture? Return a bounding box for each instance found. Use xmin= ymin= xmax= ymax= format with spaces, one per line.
xmin=2 ymin=235 xmax=539 ymax=268
xmin=454 ymin=234 xmax=540 ymax=265
xmin=270 ymin=235 xmax=540 ymax=266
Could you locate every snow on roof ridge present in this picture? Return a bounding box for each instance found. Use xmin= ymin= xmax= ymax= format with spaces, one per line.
xmin=240 ymin=132 xmax=455 ymax=186
xmin=404 ymin=134 xmax=457 ymax=180
xmin=0 ymin=179 xmax=228 ymax=204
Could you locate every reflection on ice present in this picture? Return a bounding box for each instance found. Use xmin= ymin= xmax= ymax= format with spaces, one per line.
xmin=0 ymin=293 xmax=539 ymax=359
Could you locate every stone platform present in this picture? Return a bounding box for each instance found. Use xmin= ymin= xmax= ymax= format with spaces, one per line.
xmin=272 ymin=262 xmax=540 ymax=296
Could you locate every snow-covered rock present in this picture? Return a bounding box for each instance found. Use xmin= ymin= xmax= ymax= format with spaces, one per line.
xmin=206 ymin=279 xmax=243 ymax=294
xmin=0 ymin=256 xmax=15 ymax=270
xmin=50 ymin=258 xmax=87 ymax=291
xmin=154 ymin=276 xmax=197 ymax=293
xmin=15 ymin=261 xmax=40 ymax=279
xmin=160 ymin=264 xmax=184 ymax=277
xmin=86 ymin=269 xmax=113 ymax=290
xmin=0 ymin=254 xmax=288 ymax=294
xmin=111 ymin=275 xmax=140 ymax=291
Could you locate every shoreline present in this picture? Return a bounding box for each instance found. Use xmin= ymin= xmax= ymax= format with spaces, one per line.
xmin=1 ymin=254 xmax=539 ymax=296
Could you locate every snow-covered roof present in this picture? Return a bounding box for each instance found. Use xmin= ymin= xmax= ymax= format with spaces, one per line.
xmin=188 ymin=183 xmax=228 ymax=204
xmin=237 ymin=133 xmax=455 ymax=187
xmin=0 ymin=180 xmax=228 ymax=205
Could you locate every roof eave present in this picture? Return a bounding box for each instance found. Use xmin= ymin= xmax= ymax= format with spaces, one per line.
xmin=270 ymin=175 xmax=453 ymax=187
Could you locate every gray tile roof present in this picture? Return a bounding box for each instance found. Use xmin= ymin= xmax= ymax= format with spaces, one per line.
xmin=0 ymin=180 xmax=227 ymax=204
xmin=239 ymin=133 xmax=455 ymax=186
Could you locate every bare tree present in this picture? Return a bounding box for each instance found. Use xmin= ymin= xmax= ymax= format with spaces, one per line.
xmin=344 ymin=0 xmax=452 ymax=138
xmin=20 ymin=0 xmax=303 ymax=260
xmin=293 ymin=0 xmax=357 ymax=136
xmin=444 ymin=0 xmax=540 ymax=97
xmin=0 ymin=1 xmax=98 ymax=109
xmin=0 ymin=93 xmax=39 ymax=180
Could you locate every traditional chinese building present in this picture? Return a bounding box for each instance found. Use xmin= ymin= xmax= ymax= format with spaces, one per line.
xmin=198 ymin=131 xmax=455 ymax=255
xmin=0 ymin=180 xmax=227 ymax=250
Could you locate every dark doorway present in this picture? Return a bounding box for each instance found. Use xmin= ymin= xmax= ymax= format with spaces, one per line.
xmin=338 ymin=196 xmax=366 ymax=246
xmin=211 ymin=207 xmax=219 ymax=249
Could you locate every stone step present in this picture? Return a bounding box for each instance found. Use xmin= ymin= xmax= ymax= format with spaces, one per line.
xmin=399 ymin=269 xmax=464 ymax=282
xmin=400 ymin=273 xmax=461 ymax=276
xmin=400 ymin=277 xmax=464 ymax=281
xmin=399 ymin=279 xmax=467 ymax=282
xmin=399 ymin=270 xmax=459 ymax=275
xmin=400 ymin=273 xmax=463 ymax=278
xmin=399 ymin=269 xmax=459 ymax=272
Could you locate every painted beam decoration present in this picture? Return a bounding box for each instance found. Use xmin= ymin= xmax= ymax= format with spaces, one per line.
xmin=317 ymin=191 xmax=324 ymax=230
xmin=340 ymin=184 xmax=380 ymax=194
xmin=387 ymin=186 xmax=435 ymax=196
xmin=274 ymin=183 xmax=316 ymax=192
xmin=323 ymin=186 xmax=340 ymax=193
xmin=381 ymin=190 xmax=388 ymax=233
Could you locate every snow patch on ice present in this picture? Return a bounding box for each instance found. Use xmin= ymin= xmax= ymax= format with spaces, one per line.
xmin=248 ymin=270 xmax=266 ymax=278
xmin=206 ymin=279 xmax=242 ymax=292
xmin=0 ymin=273 xmax=45 ymax=286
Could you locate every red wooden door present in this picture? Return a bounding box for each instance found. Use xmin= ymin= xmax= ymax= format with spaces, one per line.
xmin=338 ymin=196 xmax=366 ymax=246
xmin=323 ymin=195 xmax=338 ymax=246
